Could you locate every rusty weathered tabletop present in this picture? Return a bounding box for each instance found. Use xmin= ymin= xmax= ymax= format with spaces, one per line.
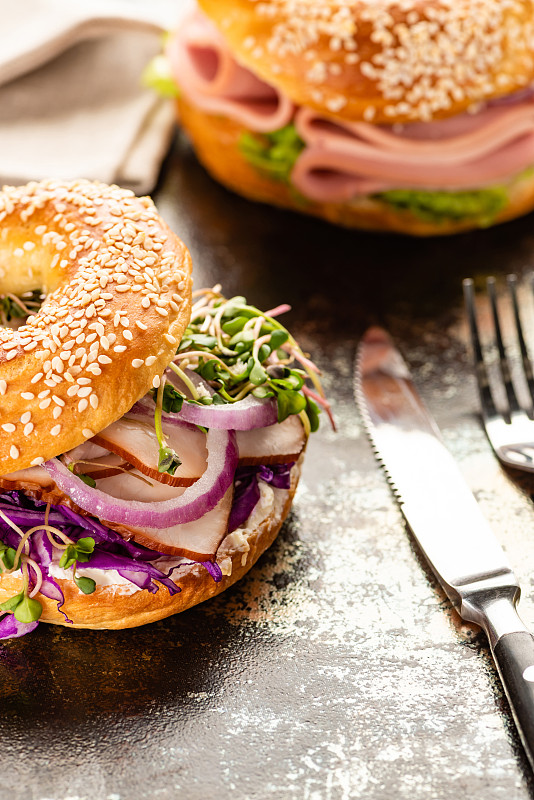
xmin=4 ymin=134 xmax=534 ymax=799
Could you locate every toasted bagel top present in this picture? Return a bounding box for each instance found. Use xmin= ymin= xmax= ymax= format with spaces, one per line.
xmin=198 ymin=0 xmax=534 ymax=124
xmin=0 ymin=180 xmax=192 ymax=475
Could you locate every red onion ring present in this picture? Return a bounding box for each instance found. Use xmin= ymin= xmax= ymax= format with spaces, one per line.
xmin=177 ymin=394 xmax=278 ymax=429
xmin=43 ymin=428 xmax=238 ymax=528
xmin=131 ymin=392 xmax=278 ymax=430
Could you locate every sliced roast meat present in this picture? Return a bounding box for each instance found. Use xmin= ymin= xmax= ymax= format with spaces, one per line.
xmin=91 ymin=417 xmax=207 ymax=487
xmin=108 ymin=486 xmax=234 ymax=559
xmin=93 ymin=467 xmax=234 ymax=558
xmin=237 ymin=414 xmax=306 ymax=465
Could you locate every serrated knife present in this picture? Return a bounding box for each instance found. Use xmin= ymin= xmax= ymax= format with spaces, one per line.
xmin=355 ymin=326 xmax=534 ymax=770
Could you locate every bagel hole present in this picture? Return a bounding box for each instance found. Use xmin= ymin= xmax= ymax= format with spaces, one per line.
xmin=0 ymin=290 xmax=43 ymax=329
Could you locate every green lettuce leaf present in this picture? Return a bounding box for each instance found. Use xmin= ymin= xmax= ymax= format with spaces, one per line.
xmin=239 ymin=122 xmax=511 ymax=225
xmin=142 ymin=54 xmax=180 ymax=98
xmin=376 ymin=186 xmax=508 ymax=226
xmin=239 ymin=124 xmax=305 ymax=184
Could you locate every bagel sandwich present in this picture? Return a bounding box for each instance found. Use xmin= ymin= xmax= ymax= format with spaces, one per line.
xmin=0 ymin=180 xmax=330 ymax=638
xmin=146 ymin=0 xmax=534 ymax=235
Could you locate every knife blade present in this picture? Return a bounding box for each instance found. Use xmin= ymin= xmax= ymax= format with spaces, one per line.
xmin=355 ymin=326 xmax=534 ymax=770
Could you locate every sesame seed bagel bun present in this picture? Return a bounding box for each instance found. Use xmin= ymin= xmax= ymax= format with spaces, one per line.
xmin=0 ymin=462 xmax=301 ymax=629
xmin=0 ymin=180 xmax=192 ymax=476
xmin=177 ymin=94 xmax=534 ymax=235
xmin=198 ymin=0 xmax=534 ymax=125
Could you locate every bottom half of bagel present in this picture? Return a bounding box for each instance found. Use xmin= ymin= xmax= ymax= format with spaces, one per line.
xmin=177 ymin=96 xmax=534 ymax=237
xmin=0 ymin=461 xmax=301 ymax=630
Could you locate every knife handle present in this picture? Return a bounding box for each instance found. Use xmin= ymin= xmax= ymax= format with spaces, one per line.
xmin=492 ymin=631 xmax=534 ymax=769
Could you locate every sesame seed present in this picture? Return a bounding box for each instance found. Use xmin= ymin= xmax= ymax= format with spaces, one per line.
xmin=51 ymin=424 xmax=61 ymax=436
xmin=24 ymin=422 xmax=34 ymax=436
xmin=10 ymin=445 xmax=19 ymax=459
xmin=20 ymin=412 xmax=31 ymax=424
xmin=2 ymin=423 xmax=15 ymax=433
xmin=132 ymin=358 xmax=144 ymax=368
xmin=82 ymin=428 xmax=94 ymax=439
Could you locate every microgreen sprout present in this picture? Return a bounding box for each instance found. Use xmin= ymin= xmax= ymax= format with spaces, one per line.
xmin=154 ymin=377 xmax=183 ymax=475
xmin=67 ymin=462 xmax=96 ymax=487
xmin=169 ymin=285 xmax=333 ymax=432
xmin=0 ymin=542 xmax=20 ymax=572
xmin=0 ymin=499 xmax=99 ymax=626
xmin=59 ymin=537 xmax=96 ymax=595
xmin=0 ymin=510 xmax=50 ymax=622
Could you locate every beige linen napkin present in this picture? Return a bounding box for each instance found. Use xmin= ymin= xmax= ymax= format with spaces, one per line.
xmin=0 ymin=0 xmax=192 ymax=195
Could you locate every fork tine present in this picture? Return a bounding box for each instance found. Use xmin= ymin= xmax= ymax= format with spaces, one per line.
xmin=463 ymin=278 xmax=499 ymax=421
xmin=507 ymin=273 xmax=534 ymax=415
xmin=487 ymin=276 xmax=521 ymax=415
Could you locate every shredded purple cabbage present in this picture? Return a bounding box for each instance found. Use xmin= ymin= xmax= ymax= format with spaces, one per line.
xmin=0 ymin=461 xmax=293 ymax=639
xmin=0 ymin=614 xmax=38 ymax=640
xmin=0 ymin=491 xmax=223 ymax=639
xmin=228 ymin=463 xmax=293 ymax=533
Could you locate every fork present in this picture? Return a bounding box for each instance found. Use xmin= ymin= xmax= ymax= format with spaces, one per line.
xmin=463 ymin=274 xmax=534 ymax=472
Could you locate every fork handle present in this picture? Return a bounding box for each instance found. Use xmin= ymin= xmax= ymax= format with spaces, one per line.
xmin=492 ymin=631 xmax=534 ymax=769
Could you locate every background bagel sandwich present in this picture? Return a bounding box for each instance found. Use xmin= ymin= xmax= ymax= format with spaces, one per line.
xmin=147 ymin=0 xmax=534 ymax=235
xmin=0 ymin=183 xmax=329 ymax=637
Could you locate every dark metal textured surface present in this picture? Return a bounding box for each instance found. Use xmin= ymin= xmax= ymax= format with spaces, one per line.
xmin=6 ymin=134 xmax=534 ymax=799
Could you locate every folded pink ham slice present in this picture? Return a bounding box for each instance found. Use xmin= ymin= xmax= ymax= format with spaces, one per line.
xmin=168 ymin=11 xmax=294 ymax=133
xmin=292 ymin=104 xmax=534 ymax=200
